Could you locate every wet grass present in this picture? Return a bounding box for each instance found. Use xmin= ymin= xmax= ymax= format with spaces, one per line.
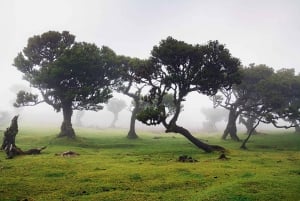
xmin=0 ymin=127 xmax=299 ymax=201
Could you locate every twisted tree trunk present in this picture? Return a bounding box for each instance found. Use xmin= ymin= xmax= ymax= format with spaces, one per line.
xmin=222 ymin=107 xmax=240 ymax=141
xmin=166 ymin=124 xmax=225 ymax=153
xmin=1 ymin=115 xmax=46 ymax=159
xmin=240 ymin=120 xmax=261 ymax=149
xmin=1 ymin=116 xmax=22 ymax=159
xmin=127 ymin=97 xmax=139 ymax=139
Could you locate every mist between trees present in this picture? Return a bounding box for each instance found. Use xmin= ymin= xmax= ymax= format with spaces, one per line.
xmin=1 ymin=30 xmax=300 ymax=152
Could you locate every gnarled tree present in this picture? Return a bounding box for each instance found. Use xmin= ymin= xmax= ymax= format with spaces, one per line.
xmin=240 ymin=68 xmax=300 ymax=149
xmin=1 ymin=116 xmax=46 ymax=159
xmin=114 ymin=56 xmax=150 ymax=139
xmin=136 ymin=37 xmax=241 ymax=152
xmin=213 ymin=64 xmax=274 ymax=141
xmin=13 ymin=31 xmax=116 ymax=138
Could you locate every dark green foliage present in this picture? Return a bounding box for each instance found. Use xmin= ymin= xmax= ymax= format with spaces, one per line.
xmin=240 ymin=68 xmax=300 ymax=148
xmin=137 ymin=93 xmax=180 ymax=126
xmin=44 ymin=43 xmax=115 ymax=111
xmin=14 ymin=90 xmax=40 ymax=107
xmin=137 ymin=37 xmax=241 ymax=152
xmin=137 ymin=105 xmax=164 ymax=126
xmin=114 ymin=55 xmax=150 ymax=138
xmin=150 ymin=37 xmax=241 ymax=97
xmin=257 ymin=68 xmax=300 ymax=126
xmin=13 ymin=31 xmax=117 ymax=138
xmin=214 ymin=64 xmax=275 ymax=140
xmin=138 ymin=37 xmax=241 ymax=126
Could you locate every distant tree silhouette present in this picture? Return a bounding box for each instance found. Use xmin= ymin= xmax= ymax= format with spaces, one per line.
xmin=106 ymin=98 xmax=127 ymax=128
xmin=201 ymin=107 xmax=228 ymax=132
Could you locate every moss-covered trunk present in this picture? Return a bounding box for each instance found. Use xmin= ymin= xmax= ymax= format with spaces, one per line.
xmin=166 ymin=124 xmax=225 ymax=153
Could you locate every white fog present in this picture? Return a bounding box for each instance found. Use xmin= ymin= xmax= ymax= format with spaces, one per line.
xmin=0 ymin=0 xmax=299 ymax=133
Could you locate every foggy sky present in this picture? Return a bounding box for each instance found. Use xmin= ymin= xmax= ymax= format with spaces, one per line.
xmin=0 ymin=0 xmax=299 ymax=130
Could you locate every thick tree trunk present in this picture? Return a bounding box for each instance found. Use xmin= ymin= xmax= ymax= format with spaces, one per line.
xmin=110 ymin=113 xmax=118 ymax=128
xmin=127 ymin=98 xmax=139 ymax=139
xmin=58 ymin=103 xmax=75 ymax=138
xmin=222 ymin=107 xmax=240 ymax=141
xmin=167 ymin=124 xmax=225 ymax=153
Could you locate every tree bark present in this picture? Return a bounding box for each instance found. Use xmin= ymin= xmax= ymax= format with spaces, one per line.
xmin=58 ymin=102 xmax=75 ymax=138
xmin=222 ymin=107 xmax=240 ymax=141
xmin=166 ymin=124 xmax=225 ymax=153
xmin=127 ymin=97 xmax=139 ymax=139
xmin=1 ymin=116 xmax=22 ymax=158
xmin=1 ymin=115 xmax=46 ymax=159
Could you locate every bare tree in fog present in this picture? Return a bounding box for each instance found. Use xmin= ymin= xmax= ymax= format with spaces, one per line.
xmin=106 ymin=98 xmax=126 ymax=128
xmin=13 ymin=31 xmax=117 ymax=138
xmin=136 ymin=37 xmax=241 ymax=152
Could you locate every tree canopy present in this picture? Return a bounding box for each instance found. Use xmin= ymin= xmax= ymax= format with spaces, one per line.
xmin=13 ymin=31 xmax=117 ymax=138
xmin=213 ymin=64 xmax=274 ymax=141
xmin=240 ymin=68 xmax=300 ymax=148
xmin=112 ymin=54 xmax=150 ymax=139
xmin=136 ymin=37 xmax=241 ymax=152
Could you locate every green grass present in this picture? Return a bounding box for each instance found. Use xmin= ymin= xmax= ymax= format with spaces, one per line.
xmin=0 ymin=127 xmax=300 ymax=201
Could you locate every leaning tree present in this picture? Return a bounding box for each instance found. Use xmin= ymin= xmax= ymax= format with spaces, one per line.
xmin=213 ymin=64 xmax=274 ymax=141
xmin=136 ymin=37 xmax=241 ymax=152
xmin=13 ymin=31 xmax=117 ymax=138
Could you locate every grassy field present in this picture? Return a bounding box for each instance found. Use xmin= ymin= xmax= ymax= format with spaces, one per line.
xmin=0 ymin=127 xmax=300 ymax=201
